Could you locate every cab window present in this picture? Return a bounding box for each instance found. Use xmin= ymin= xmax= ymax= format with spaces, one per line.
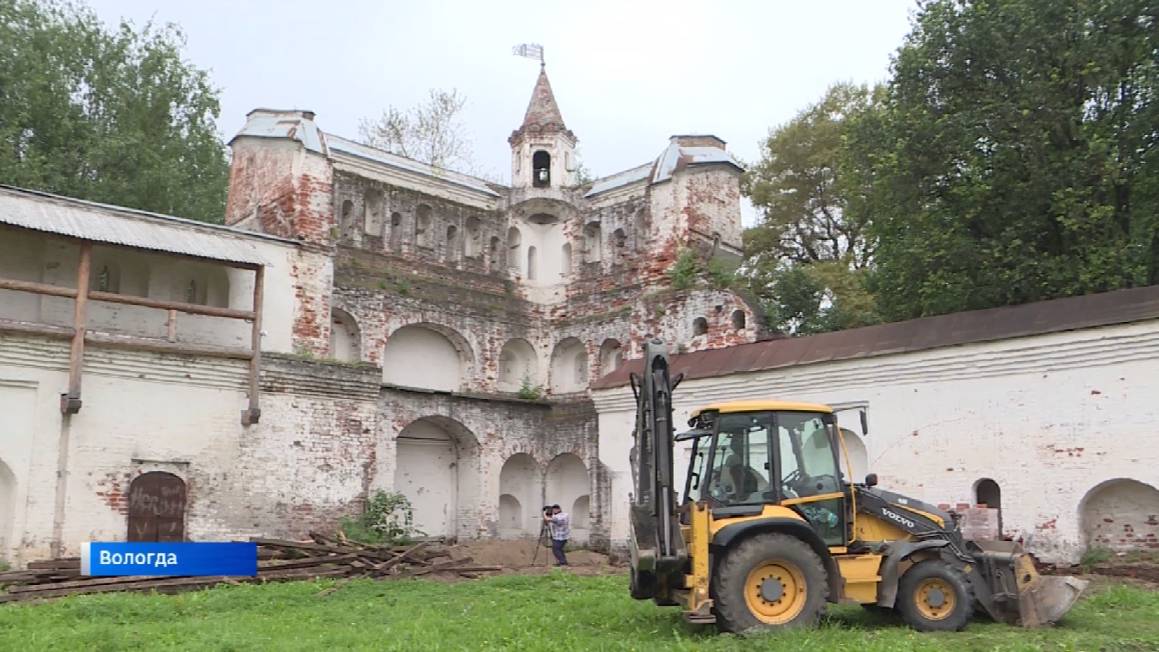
xmin=702 ymin=413 xmax=772 ymax=505
xmin=776 ymin=411 xmax=841 ymax=498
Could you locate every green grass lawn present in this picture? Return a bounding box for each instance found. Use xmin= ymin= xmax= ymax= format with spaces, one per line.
xmin=1 ymin=573 xmax=1156 ymax=651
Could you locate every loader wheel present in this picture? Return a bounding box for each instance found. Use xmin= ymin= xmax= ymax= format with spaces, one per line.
xmin=713 ymin=533 xmax=828 ymax=633
xmin=897 ymin=560 xmax=972 ymax=631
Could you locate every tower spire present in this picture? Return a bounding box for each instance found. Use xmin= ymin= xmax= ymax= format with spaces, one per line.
xmin=519 ymin=67 xmax=567 ymax=133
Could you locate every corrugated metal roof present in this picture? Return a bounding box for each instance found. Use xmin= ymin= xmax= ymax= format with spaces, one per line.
xmin=326 ymin=135 xmax=501 ymax=197
xmin=229 ymin=109 xmax=326 ymax=154
xmin=584 ymin=163 xmax=652 ymax=197
xmin=592 ymin=285 xmax=1159 ymax=389
xmin=0 ymin=185 xmax=284 ymax=266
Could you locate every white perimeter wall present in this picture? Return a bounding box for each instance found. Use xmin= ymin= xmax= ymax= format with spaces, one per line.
xmin=592 ymin=320 xmax=1159 ymax=564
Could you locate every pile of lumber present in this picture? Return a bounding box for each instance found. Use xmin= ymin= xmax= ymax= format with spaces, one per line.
xmin=0 ymin=532 xmax=500 ymax=604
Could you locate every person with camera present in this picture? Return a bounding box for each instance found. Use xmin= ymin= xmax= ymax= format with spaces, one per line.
xmin=542 ymin=504 xmax=570 ymax=567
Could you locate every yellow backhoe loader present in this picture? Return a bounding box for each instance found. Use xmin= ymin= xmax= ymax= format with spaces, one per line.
xmin=627 ymin=341 xmax=1086 ymax=632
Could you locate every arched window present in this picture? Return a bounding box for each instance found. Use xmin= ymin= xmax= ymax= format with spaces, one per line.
xmin=446 ymin=224 xmax=458 ymax=261
xmin=527 ymin=246 xmax=538 ymax=280
xmin=364 ymin=190 xmax=384 ymax=236
xmin=507 ymin=227 xmax=522 ymax=274
xmin=612 ymin=228 xmax=627 ymax=263
xmin=583 ymin=223 xmax=602 ymax=263
xmin=415 ymin=205 xmax=433 ymax=248
xmin=489 ymin=236 xmax=501 ymax=271
xmin=731 ymin=309 xmax=746 ymax=330
xmin=465 ymin=217 xmax=481 ymax=258
xmin=533 ymin=150 xmax=551 ymax=187
xmin=389 ymin=212 xmax=403 ymax=251
xmin=692 ymin=317 xmax=708 ymax=337
xmin=561 ymin=243 xmax=572 ymax=277
xmin=340 ymin=200 xmax=355 ymax=236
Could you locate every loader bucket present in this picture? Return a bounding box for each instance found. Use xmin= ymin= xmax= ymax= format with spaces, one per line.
xmin=972 ymin=540 xmax=1088 ymax=627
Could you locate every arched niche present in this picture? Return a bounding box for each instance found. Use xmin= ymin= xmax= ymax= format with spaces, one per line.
xmin=546 ymin=454 xmax=589 ymax=542
xmin=394 ymin=416 xmax=480 ymax=539
xmin=598 ymin=338 xmax=623 ymax=375
xmin=507 ymin=227 xmax=522 ymax=274
xmin=415 ymin=204 xmax=433 ymax=248
xmin=550 ymin=338 xmax=588 ymax=394
xmin=1080 ymin=479 xmax=1159 ymax=552
xmin=498 ymin=338 xmax=538 ymax=392
xmin=499 ymin=453 xmax=541 ymax=537
xmin=382 ymin=324 xmax=470 ymax=392
xmin=329 ymin=308 xmax=360 ymax=362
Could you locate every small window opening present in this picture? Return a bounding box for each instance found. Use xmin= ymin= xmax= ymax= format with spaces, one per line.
xmin=527 ymin=246 xmax=538 ymax=280
xmin=731 ymin=310 xmax=746 ymax=330
xmin=533 ymin=151 xmax=551 ymax=187
xmin=446 ymin=224 xmax=458 ymax=260
xmin=975 ymin=478 xmax=1003 ymax=535
xmin=692 ymin=317 xmax=708 ymax=337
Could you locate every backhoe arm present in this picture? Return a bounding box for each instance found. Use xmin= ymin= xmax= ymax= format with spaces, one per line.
xmin=628 ymin=341 xmax=687 ymax=602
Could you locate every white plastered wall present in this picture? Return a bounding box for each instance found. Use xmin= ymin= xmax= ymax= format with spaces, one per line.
xmin=593 ymin=320 xmax=1159 ymax=564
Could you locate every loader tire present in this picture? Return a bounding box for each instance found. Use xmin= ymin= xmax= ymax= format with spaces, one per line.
xmin=897 ymin=560 xmax=972 ymax=632
xmin=713 ymin=533 xmax=828 ymax=633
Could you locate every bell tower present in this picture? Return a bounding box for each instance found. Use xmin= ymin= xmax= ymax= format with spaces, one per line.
xmin=509 ymin=65 xmax=577 ymax=189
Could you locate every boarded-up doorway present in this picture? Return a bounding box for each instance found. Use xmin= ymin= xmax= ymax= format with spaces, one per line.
xmin=127 ymin=472 xmax=186 ymax=542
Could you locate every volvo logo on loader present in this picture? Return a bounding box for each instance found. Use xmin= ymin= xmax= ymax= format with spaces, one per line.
xmin=882 ymin=506 xmax=917 ymax=529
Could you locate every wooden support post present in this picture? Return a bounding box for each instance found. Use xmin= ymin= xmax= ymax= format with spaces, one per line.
xmin=61 ymin=242 xmax=91 ymax=414
xmin=242 ymin=266 xmax=264 ymax=426
xmin=166 ymin=309 xmax=177 ymax=342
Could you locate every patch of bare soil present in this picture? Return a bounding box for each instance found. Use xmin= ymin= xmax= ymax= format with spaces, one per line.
xmin=1042 ymin=555 xmax=1159 ymax=588
xmin=446 ymin=538 xmax=621 ymax=576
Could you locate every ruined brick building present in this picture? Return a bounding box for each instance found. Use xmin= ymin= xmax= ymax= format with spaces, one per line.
xmin=4 ymin=67 xmax=1154 ymax=568
xmin=0 ymin=67 xmax=758 ymax=562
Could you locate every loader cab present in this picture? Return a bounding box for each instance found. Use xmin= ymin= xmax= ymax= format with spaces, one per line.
xmin=682 ymin=402 xmax=850 ymax=546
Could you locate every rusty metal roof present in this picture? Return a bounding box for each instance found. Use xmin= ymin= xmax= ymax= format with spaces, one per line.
xmin=592 ymin=285 xmax=1159 ymax=390
xmin=0 ymin=185 xmax=288 ymax=266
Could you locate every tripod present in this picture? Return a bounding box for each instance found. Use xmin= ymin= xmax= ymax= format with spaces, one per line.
xmin=530 ymin=518 xmax=550 ymax=567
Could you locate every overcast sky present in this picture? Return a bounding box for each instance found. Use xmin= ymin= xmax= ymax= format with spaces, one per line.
xmin=87 ymin=0 xmax=915 ymax=204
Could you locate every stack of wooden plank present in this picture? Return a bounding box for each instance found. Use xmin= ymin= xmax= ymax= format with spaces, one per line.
xmin=0 ymin=532 xmax=500 ymax=604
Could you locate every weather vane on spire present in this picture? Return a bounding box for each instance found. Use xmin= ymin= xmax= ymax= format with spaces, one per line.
xmin=512 ymin=43 xmax=545 ymax=67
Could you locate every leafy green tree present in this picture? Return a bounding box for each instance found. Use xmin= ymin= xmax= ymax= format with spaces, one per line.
xmin=0 ymin=0 xmax=229 ymax=222
xmin=742 ymin=83 xmax=882 ymax=333
xmin=862 ymin=0 xmax=1159 ymax=321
